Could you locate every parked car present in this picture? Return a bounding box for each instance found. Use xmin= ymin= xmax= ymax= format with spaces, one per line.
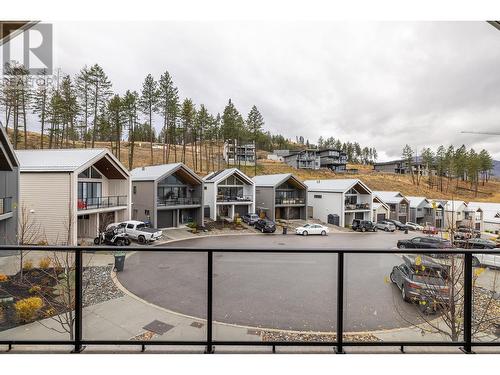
xmin=242 ymin=213 xmax=260 ymax=225
xmin=455 ymin=227 xmax=481 ymax=240
xmin=474 ymin=248 xmax=500 ymax=268
xmin=390 ymin=254 xmax=450 ymax=312
xmin=385 ymin=219 xmax=407 ymax=231
xmin=295 ymin=223 xmax=329 ymax=236
xmin=454 ymin=238 xmax=498 ymax=249
xmin=352 ymin=219 xmax=377 ymax=232
xmin=397 ymin=236 xmax=452 ymax=249
xmin=422 ymin=225 xmax=439 ymax=235
xmin=405 ymin=222 xmax=424 ymax=231
xmin=254 ymin=219 xmax=277 ymax=233
xmin=108 ymin=220 xmax=163 ymax=243
xmin=375 ymin=220 xmax=396 ymax=232
xmin=94 ymin=227 xmax=130 ymax=246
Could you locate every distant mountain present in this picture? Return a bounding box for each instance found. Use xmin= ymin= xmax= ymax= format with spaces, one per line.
xmin=493 ymin=160 xmax=500 ymax=177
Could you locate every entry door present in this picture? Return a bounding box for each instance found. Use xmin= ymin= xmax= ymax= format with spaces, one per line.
xmin=377 ymin=213 xmax=386 ymax=222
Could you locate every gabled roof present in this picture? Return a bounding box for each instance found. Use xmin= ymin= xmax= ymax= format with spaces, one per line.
xmin=405 ymin=196 xmax=430 ymax=208
xmin=16 ymin=148 xmax=129 ymax=178
xmin=304 ymin=179 xmax=372 ymax=194
xmin=131 ymin=162 xmax=201 ymax=184
xmin=435 ymin=199 xmax=467 ymax=212
xmin=467 ymin=202 xmax=500 ymax=223
xmin=0 ymin=125 xmax=19 ymax=170
xmin=373 ymin=191 xmax=409 ymax=205
xmin=373 ymin=196 xmax=390 ymax=212
xmin=252 ymin=173 xmax=306 ymax=189
xmin=203 ymin=168 xmax=254 ymax=185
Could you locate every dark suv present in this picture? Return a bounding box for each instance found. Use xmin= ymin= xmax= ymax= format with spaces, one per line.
xmin=385 ymin=219 xmax=407 ymax=231
xmin=254 ymin=219 xmax=277 ymax=233
xmin=390 ymin=254 xmax=450 ymax=313
xmin=352 ymin=219 xmax=377 ymax=232
xmin=397 ymin=236 xmax=452 ymax=249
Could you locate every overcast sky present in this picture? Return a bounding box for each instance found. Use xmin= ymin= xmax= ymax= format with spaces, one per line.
xmin=45 ymin=21 xmax=500 ymax=159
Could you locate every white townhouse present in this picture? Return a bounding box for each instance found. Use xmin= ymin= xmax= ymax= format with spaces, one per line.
xmin=433 ymin=199 xmax=468 ymax=230
xmin=16 ymin=149 xmax=131 ymax=245
xmin=467 ymin=202 xmax=500 ymax=232
xmin=203 ymin=168 xmax=255 ymax=221
xmin=372 ymin=191 xmax=410 ymax=223
xmin=304 ymin=179 xmax=372 ymax=227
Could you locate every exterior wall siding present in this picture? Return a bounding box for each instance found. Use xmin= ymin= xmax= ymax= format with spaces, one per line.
xmin=0 ymin=166 xmax=19 ymax=244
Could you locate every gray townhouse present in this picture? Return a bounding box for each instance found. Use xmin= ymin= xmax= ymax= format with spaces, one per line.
xmin=283 ymin=149 xmax=321 ymax=170
xmin=0 ymin=126 xmax=19 ymax=245
xmin=406 ymin=196 xmax=445 ymax=228
xmin=372 ymin=191 xmax=410 ymax=223
xmin=223 ymin=139 xmax=256 ymax=166
xmin=373 ymin=156 xmax=431 ymax=176
xmin=319 ymin=149 xmax=348 ymax=172
xmin=131 ymin=163 xmax=204 ymax=228
xmin=252 ymin=173 xmax=307 ymax=221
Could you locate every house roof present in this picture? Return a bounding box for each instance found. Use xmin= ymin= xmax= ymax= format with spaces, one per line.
xmin=304 ymin=179 xmax=371 ymax=194
xmin=252 ymin=173 xmax=306 ymax=189
xmin=131 ymin=163 xmax=201 ymax=184
xmin=405 ymin=196 xmax=430 ymax=208
xmin=373 ymin=191 xmax=409 ymax=205
xmin=16 ymin=148 xmax=129 ymax=178
xmin=467 ymin=202 xmax=500 ymax=223
xmin=0 ymin=125 xmax=19 ymax=170
xmin=433 ymin=199 xmax=467 ymax=212
xmin=203 ymin=168 xmax=254 ymax=185
xmin=373 ymin=201 xmax=390 ymax=212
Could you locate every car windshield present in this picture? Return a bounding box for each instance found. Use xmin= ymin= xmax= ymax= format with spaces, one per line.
xmin=303 ymin=224 xmax=311 ymax=227
xmin=136 ymin=223 xmax=146 ymax=229
xmin=393 ymin=220 xmax=402 ymax=225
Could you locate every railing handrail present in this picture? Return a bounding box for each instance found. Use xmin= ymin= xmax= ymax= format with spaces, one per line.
xmin=157 ymin=197 xmax=201 ymax=205
xmin=77 ymin=195 xmax=128 ymax=210
xmin=0 ymin=244 xmax=496 ymax=353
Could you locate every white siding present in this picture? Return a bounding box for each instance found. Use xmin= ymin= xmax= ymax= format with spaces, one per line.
xmin=307 ymin=191 xmax=343 ymax=225
xmin=19 ymin=172 xmax=75 ymax=245
xmin=204 ymin=183 xmax=215 ymax=220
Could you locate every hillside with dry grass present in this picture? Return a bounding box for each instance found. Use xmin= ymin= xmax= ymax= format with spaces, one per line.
xmin=9 ymin=130 xmax=500 ymax=203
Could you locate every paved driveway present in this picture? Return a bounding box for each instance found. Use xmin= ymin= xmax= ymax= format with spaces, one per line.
xmin=118 ymin=231 xmax=427 ymax=333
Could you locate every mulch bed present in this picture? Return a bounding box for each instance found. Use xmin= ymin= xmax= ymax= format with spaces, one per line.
xmin=261 ymin=330 xmax=380 ymax=342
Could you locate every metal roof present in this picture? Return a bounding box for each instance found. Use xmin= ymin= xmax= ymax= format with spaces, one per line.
xmin=203 ymin=168 xmax=254 ymax=185
xmin=16 ymin=148 xmax=108 ymax=172
xmin=131 ymin=163 xmax=185 ymax=181
xmin=405 ymin=196 xmax=429 ymax=208
xmin=373 ymin=191 xmax=408 ymax=204
xmin=467 ymin=202 xmax=500 ymax=223
xmin=303 ymin=179 xmax=371 ymax=194
xmin=252 ymin=173 xmax=295 ymax=187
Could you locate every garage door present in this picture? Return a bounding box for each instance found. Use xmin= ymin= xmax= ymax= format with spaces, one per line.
xmin=377 ymin=213 xmax=386 ymax=222
xmin=234 ymin=205 xmax=249 ymax=217
xmin=158 ymin=210 xmax=175 ymax=228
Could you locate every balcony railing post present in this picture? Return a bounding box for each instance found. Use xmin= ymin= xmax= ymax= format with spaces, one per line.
xmin=72 ymin=248 xmax=83 ymax=353
xmin=336 ymin=252 xmax=345 ymax=354
xmin=461 ymin=252 xmax=474 ymax=354
xmin=205 ymin=250 xmax=214 ymax=354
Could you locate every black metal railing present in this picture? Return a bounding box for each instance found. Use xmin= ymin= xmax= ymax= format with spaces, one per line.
xmin=216 ymin=195 xmax=253 ymax=202
xmin=0 ymin=197 xmax=12 ymax=215
xmin=157 ymin=197 xmax=201 ymax=207
xmin=275 ymin=197 xmax=305 ymax=205
xmin=77 ymin=195 xmax=127 ymax=211
xmin=0 ymin=245 xmax=498 ymax=354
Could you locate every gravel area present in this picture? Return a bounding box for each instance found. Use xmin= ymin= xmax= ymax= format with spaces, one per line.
xmin=474 ymin=287 xmax=500 ymax=337
xmin=131 ymin=331 xmax=158 ymax=341
xmin=261 ymin=330 xmax=380 ymax=342
xmin=83 ymin=266 xmax=124 ymax=307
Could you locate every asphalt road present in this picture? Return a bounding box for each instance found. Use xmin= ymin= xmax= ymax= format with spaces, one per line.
xmin=118 ymin=231 xmax=426 ymax=332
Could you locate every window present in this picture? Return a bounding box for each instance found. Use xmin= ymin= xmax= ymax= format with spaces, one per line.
xmin=314 ymin=194 xmax=322 ymax=199
xmin=78 ymin=181 xmax=102 ymax=200
xmin=78 ymin=166 xmax=102 ymax=179
xmin=133 ymin=186 xmax=137 ymax=194
xmin=145 ymin=210 xmax=150 ymax=216
xmin=126 ymin=223 xmax=134 ymax=229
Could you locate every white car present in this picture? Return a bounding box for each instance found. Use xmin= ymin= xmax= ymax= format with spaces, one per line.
xmin=405 ymin=222 xmax=424 ymax=231
xmin=107 ymin=220 xmax=163 ymax=243
xmin=295 ymin=223 xmax=329 ymax=236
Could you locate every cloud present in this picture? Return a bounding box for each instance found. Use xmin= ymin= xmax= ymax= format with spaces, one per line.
xmin=36 ymin=21 xmax=500 ymax=159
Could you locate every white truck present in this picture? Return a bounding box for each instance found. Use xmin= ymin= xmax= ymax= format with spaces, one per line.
xmin=108 ymin=220 xmax=163 ymax=244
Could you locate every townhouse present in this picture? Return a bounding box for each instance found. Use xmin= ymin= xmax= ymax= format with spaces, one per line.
xmin=466 ymin=202 xmax=499 ymax=232
xmin=304 ymin=179 xmax=372 ymax=227
xmin=131 ymin=163 xmax=203 ymax=228
xmin=223 ymin=139 xmax=255 ymax=166
xmin=0 ymin=126 xmax=19 ymax=245
xmin=372 ymin=191 xmax=410 ymax=223
xmin=16 ymin=149 xmax=131 ymax=245
xmin=432 ymin=199 xmax=468 ymax=230
xmin=406 ymin=196 xmax=445 ymax=228
xmin=318 ymin=149 xmax=348 ymax=172
xmin=372 ymin=195 xmax=390 ymax=222
xmin=253 ymin=173 xmax=307 ymax=221
xmin=203 ymin=168 xmax=255 ymax=221
xmin=283 ymin=149 xmax=321 ymax=170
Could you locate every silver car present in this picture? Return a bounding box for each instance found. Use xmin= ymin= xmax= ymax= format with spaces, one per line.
xmin=376 ymin=220 xmax=396 ymax=232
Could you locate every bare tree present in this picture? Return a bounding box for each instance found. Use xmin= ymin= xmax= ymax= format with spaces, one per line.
xmin=17 ymin=204 xmax=43 ymax=279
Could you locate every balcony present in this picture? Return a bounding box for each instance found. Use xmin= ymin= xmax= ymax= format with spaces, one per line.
xmin=345 ymin=203 xmax=370 ymax=211
xmin=0 ymin=197 xmax=12 ymax=216
xmin=77 ymin=195 xmax=127 ymax=211
xmin=157 ymin=197 xmax=201 ymax=207
xmin=275 ymin=197 xmax=305 ymax=205
xmin=216 ymin=194 xmax=253 ymax=202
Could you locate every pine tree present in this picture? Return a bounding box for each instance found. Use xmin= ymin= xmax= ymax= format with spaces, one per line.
xmin=32 ymin=70 xmax=51 ymax=149
xmin=246 ymin=105 xmax=264 ymax=174
xmin=87 ymin=64 xmax=112 ymax=148
xmin=180 ymin=98 xmax=196 ymax=164
xmin=157 ymin=71 xmax=179 ymax=163
xmin=123 ymin=90 xmax=139 ymax=169
xmin=139 ymin=74 xmax=158 ymax=164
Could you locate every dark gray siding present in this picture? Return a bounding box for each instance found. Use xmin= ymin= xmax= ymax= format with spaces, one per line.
xmin=0 ymin=166 xmax=19 ymax=245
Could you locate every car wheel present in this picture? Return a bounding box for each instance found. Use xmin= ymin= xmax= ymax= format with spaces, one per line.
xmin=361 ymin=227 xmax=366 ymax=232
xmin=117 ymin=239 xmax=125 ymax=246
xmin=261 ymin=227 xmax=264 ymax=233
xmin=125 ymin=238 xmax=131 ymax=246
xmin=138 ymin=235 xmax=146 ymax=244
xmin=94 ymin=237 xmax=101 ymax=245
xmin=389 ymin=271 xmax=396 ymax=283
xmin=401 ymin=286 xmax=410 ymax=302
xmin=472 ymin=257 xmax=480 ymax=267
xmin=321 ymin=230 xmax=326 ymax=236
xmin=373 ymin=227 xmax=377 ymax=232
xmin=303 ymin=231 xmax=308 ymax=236
xmin=384 ymin=228 xmax=389 ymax=232
xmin=398 ymin=243 xmax=406 ymax=249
